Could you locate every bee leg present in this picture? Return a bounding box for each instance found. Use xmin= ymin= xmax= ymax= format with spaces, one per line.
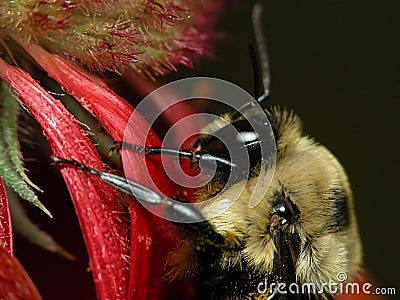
xmin=52 ymin=157 xmax=205 ymax=223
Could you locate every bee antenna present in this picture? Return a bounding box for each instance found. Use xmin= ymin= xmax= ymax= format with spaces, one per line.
xmin=52 ymin=157 xmax=101 ymax=176
xmin=252 ymin=3 xmax=271 ymax=103
xmin=113 ymin=142 xmax=237 ymax=169
xmin=250 ymin=45 xmax=262 ymax=101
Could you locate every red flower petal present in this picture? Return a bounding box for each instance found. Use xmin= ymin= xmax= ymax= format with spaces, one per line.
xmin=24 ymin=44 xmax=174 ymax=189
xmin=22 ymin=45 xmax=181 ymax=299
xmin=0 ymin=178 xmax=12 ymax=255
xmin=25 ymin=44 xmax=200 ymax=299
xmin=123 ymin=68 xmax=200 ymax=147
xmin=0 ymin=59 xmax=129 ymax=299
xmin=0 ymin=246 xmax=42 ymax=300
xmin=127 ymin=204 xmax=153 ymax=299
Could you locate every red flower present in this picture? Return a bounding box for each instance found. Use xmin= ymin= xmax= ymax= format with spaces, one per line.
xmin=0 ymin=42 xmax=200 ymax=299
xmin=21 ymin=43 xmax=193 ymax=299
xmin=0 ymin=58 xmax=130 ymax=299
xmin=0 ymin=1 xmax=221 ymax=298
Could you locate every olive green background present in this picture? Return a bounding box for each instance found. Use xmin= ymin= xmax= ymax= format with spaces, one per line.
xmin=167 ymin=0 xmax=400 ymax=295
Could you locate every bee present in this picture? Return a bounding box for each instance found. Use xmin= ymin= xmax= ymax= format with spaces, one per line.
xmin=53 ymin=4 xmax=362 ymax=300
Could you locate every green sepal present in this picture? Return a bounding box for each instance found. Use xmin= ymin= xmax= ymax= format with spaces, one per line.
xmin=7 ymin=187 xmax=75 ymax=260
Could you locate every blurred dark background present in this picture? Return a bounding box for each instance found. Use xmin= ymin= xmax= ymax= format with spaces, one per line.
xmin=167 ymin=0 xmax=400 ymax=295
xmin=14 ymin=0 xmax=399 ymax=299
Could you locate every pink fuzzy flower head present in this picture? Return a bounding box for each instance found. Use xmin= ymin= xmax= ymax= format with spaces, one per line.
xmin=0 ymin=0 xmax=222 ymax=76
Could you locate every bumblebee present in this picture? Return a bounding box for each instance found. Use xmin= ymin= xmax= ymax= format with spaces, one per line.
xmin=53 ymin=4 xmax=362 ymax=299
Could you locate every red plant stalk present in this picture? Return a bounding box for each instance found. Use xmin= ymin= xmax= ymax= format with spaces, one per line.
xmin=0 ymin=58 xmax=130 ymax=299
xmin=0 ymin=177 xmax=12 ymax=254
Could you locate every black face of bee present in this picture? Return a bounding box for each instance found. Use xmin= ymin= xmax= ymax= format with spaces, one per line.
xmin=269 ymin=191 xmax=302 ymax=298
xmin=192 ymin=117 xmax=270 ymax=195
xmin=194 ymin=187 xmax=305 ymax=300
xmin=196 ymin=119 xmax=261 ymax=162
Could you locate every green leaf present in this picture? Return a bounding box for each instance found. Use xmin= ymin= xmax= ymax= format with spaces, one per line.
xmin=2 ymin=83 xmax=43 ymax=192
xmin=0 ymin=82 xmax=52 ymax=217
xmin=7 ymin=188 xmax=75 ymax=260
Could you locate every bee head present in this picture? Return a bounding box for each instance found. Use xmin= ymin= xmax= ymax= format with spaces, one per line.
xmin=198 ymin=107 xmax=362 ymax=297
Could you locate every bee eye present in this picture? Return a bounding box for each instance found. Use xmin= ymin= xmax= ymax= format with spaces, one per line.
xmin=204 ymin=136 xmax=228 ymax=157
xmin=231 ymin=120 xmax=259 ymax=143
xmin=271 ymin=192 xmax=299 ymax=226
xmin=204 ymin=120 xmax=258 ymax=156
xmin=200 ymin=119 xmax=262 ymax=172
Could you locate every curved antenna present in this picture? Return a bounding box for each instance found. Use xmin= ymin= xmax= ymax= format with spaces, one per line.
xmin=249 ymin=45 xmax=262 ymax=100
xmin=252 ymin=3 xmax=271 ymax=102
xmin=52 ymin=157 xmax=205 ymax=223
xmin=111 ymin=142 xmax=237 ymax=168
